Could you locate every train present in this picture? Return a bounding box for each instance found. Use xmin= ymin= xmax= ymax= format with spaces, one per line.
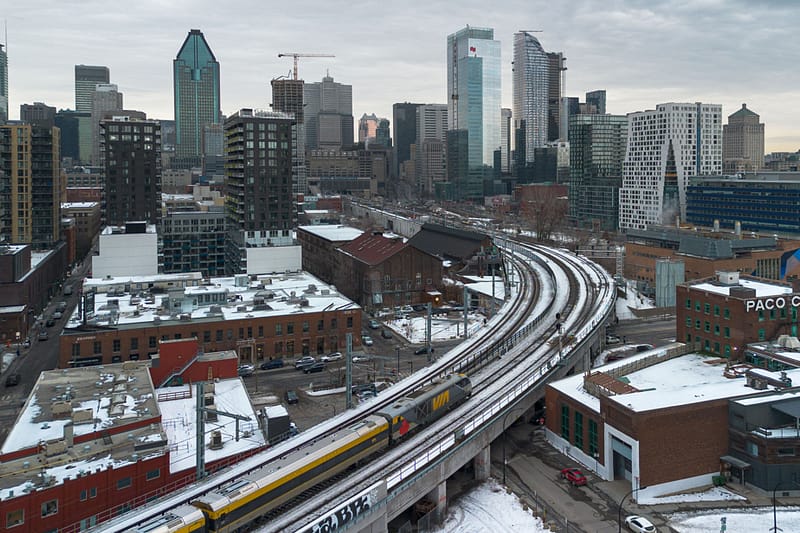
xmin=125 ymin=374 xmax=473 ymax=533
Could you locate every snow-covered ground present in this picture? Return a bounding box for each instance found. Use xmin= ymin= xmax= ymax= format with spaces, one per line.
xmin=431 ymin=479 xmax=547 ymax=533
xmin=642 ymin=486 xmax=745 ymax=505
xmin=384 ymin=313 xmax=486 ymax=343
xmin=616 ymin=280 xmax=656 ymax=320
xmin=669 ymin=507 xmax=800 ymax=532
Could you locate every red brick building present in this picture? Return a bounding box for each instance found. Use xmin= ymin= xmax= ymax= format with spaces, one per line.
xmin=676 ymin=271 xmax=800 ymax=359
xmin=297 ymin=225 xmax=363 ymax=286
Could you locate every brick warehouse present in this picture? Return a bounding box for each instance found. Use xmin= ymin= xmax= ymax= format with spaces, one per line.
xmin=676 ymin=271 xmax=800 ymax=360
xmin=58 ymin=271 xmax=361 ymax=368
xmin=544 ymin=346 xmax=800 ymax=499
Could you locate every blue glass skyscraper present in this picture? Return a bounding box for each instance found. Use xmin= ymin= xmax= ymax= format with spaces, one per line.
xmin=173 ymin=29 xmax=220 ymax=169
xmin=446 ymin=26 xmax=501 ymax=200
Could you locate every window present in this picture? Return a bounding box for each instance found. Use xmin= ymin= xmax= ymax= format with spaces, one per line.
xmin=41 ymin=500 xmax=58 ymax=517
xmin=724 ymin=307 xmax=730 ymax=319
xmin=588 ymin=420 xmax=598 ymax=458
xmin=112 ymin=339 xmax=120 ymax=353
xmin=93 ymin=341 xmax=102 ymax=354
xmin=204 ymin=331 xmax=211 ymax=342
xmin=238 ymin=328 xmax=244 ymax=339
xmin=724 ymin=326 xmax=730 ymax=338
xmin=130 ymin=338 xmax=138 ymax=350
xmin=725 ymin=345 xmax=731 ymax=356
xmin=347 ymin=316 xmax=353 ymax=328
xmin=746 ymin=441 xmax=758 ymax=457
xmin=146 ymin=468 xmax=160 ymax=481
xmin=714 ymin=324 xmax=720 ymax=335
xmin=276 ymin=323 xmax=282 ymax=336
xmin=258 ymin=325 xmax=264 ymax=337
xmin=695 ymin=319 xmax=701 ymax=330
xmin=685 ymin=317 xmax=692 ymax=328
xmin=778 ymin=447 xmax=796 ymax=457
xmin=560 ymin=405 xmax=569 ymax=440
xmin=331 ymin=318 xmax=338 ymax=329
xmin=770 ymin=309 xmax=776 ymax=320
xmin=574 ymin=412 xmax=583 ymax=449
xmin=216 ymin=330 xmax=223 ymax=341
xmin=758 ymin=310 xmax=765 ymax=322
xmin=287 ymin=323 xmax=294 ymax=335
xmin=6 ymin=509 xmax=24 ymax=528
xmin=704 ymin=303 xmax=710 ymax=315
xmin=72 ymin=344 xmax=80 ymax=357
xmin=90 ymin=487 xmax=97 ymax=498
xmin=80 ymin=489 xmax=87 ymax=501
xmin=685 ymin=298 xmax=691 ymax=309
xmin=317 ymin=320 xmax=324 ymax=332
xmin=149 ymin=336 xmax=157 ymax=348
xmin=695 ymin=301 xmax=701 ymax=312
xmin=704 ymin=321 xmax=710 ymax=333
xmin=758 ymin=328 xmax=766 ymax=341
xmin=302 ymin=321 xmax=309 ymax=333
xmin=117 ymin=477 xmax=132 ymax=490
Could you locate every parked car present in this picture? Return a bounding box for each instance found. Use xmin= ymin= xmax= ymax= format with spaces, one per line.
xmin=260 ymin=359 xmax=284 ymax=370
xmin=303 ymin=361 xmax=326 ymax=374
xmin=361 ymin=335 xmax=374 ymax=346
xmin=559 ymin=467 xmax=587 ymax=486
xmin=414 ymin=346 xmax=434 ymax=355
xmin=624 ymin=515 xmax=656 ymax=533
xmin=45 ymin=317 xmax=55 ymax=327
xmin=353 ymin=355 xmax=372 ymax=363
xmin=5 ymin=373 xmax=20 ymax=387
xmin=635 ymin=344 xmax=654 ymax=353
xmin=238 ymin=364 xmax=255 ymax=377
xmin=321 ymin=352 xmax=343 ymax=363
xmin=294 ymin=356 xmax=316 ymax=369
xmin=400 ymin=305 xmax=414 ymax=314
xmin=606 ymin=335 xmax=621 ymax=345
xmin=412 ymin=304 xmax=427 ymax=312
xmin=381 ymin=328 xmax=393 ymax=339
xmin=38 ymin=331 xmax=48 ymax=341
xmin=51 ymin=311 xmax=63 ymax=320
xmin=285 ymin=390 xmax=299 ymax=405
xmin=351 ymin=383 xmax=376 ymax=395
xmin=56 ymin=301 xmax=67 ymax=313
xmin=368 ymin=319 xmax=380 ymax=330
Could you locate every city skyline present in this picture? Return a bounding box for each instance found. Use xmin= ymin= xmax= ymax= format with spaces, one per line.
xmin=4 ymin=0 xmax=800 ymax=152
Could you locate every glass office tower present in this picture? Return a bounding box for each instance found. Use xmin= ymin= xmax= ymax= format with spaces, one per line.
xmin=512 ymin=31 xmax=549 ymax=166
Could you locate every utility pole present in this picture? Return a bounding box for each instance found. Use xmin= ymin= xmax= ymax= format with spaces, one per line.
xmin=345 ymin=333 xmax=353 ymax=409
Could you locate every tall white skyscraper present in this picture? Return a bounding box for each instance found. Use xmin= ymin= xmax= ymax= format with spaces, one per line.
xmin=619 ymin=102 xmax=722 ymax=230
xmin=415 ymin=104 xmax=448 ymax=194
xmin=512 ymin=32 xmax=549 ymax=165
xmin=446 ymin=25 xmax=501 ymax=199
xmin=0 ymin=43 xmax=7 ymax=122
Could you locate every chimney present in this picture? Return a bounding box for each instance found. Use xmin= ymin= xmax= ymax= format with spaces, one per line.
xmin=64 ymin=422 xmax=74 ymax=448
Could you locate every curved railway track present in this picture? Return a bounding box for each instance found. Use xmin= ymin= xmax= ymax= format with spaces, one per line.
xmin=91 ymin=238 xmax=613 ymax=533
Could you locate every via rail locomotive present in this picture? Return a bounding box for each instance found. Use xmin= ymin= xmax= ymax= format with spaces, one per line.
xmin=126 ymin=374 xmax=472 ymax=533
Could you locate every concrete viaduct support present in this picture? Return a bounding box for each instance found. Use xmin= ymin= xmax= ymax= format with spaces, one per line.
xmin=473 ymin=445 xmax=491 ymax=480
xmin=427 ymin=481 xmax=447 ymax=525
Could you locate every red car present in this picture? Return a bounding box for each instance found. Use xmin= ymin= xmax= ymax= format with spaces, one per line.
xmin=560 ymin=467 xmax=587 ymax=486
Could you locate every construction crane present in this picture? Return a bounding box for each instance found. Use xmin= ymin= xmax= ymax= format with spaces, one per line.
xmin=277 ymin=53 xmax=335 ymax=80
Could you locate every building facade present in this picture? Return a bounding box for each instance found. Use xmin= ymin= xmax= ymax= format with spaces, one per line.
xmin=297 ymin=224 xmax=363 ymax=285
xmin=162 ymin=208 xmax=226 ymax=277
xmin=61 ymin=201 xmax=101 ymax=259
xmin=585 ymin=90 xmax=606 ymax=115
xmin=568 ymin=114 xmax=628 ymax=231
xmin=0 ymin=123 xmax=61 ymax=246
xmin=619 ymin=102 xmax=722 ymax=230
xmin=90 ymin=83 xmax=123 ymax=165
xmin=722 ymin=103 xmax=764 ymax=173
xmin=101 ymin=112 xmax=162 ymax=226
xmin=0 ymin=43 xmax=7 ymax=122
xmin=173 ymin=29 xmax=220 ymax=169
xmin=392 ymin=102 xmax=422 ymax=178
xmin=74 ymin=65 xmax=109 ymax=113
xmin=224 ymin=109 xmax=295 ymax=274
xmin=446 ymin=25 xmax=501 ymax=200
xmin=20 ymin=101 xmax=56 ymax=128
xmin=685 ymin=172 xmax=800 ymax=236
xmin=415 ymin=104 xmax=448 ymax=195
xmin=676 ymin=271 xmax=800 ymax=358
xmin=304 ymin=74 xmax=353 ymax=150
xmin=512 ymin=31 xmax=549 ymax=170
xmin=271 ymin=78 xmax=307 ymax=196
xmin=307 ymin=147 xmax=390 ymax=198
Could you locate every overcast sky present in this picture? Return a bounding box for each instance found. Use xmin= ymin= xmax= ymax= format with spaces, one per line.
xmin=5 ymin=0 xmax=799 ymax=152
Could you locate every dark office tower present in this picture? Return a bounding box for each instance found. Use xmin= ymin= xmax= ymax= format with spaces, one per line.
xmin=304 ymin=74 xmax=353 ymax=149
xmin=393 ymin=102 xmax=421 ymax=178
xmin=173 ymin=29 xmax=220 ymax=169
xmin=20 ymin=102 xmax=56 ymax=128
xmin=271 ymin=78 xmax=307 ymax=195
xmin=568 ymin=114 xmax=628 ymax=232
xmin=375 ymin=118 xmax=390 ymax=147
xmin=201 ymin=123 xmax=224 ymax=178
xmin=55 ymin=109 xmax=87 ymax=162
xmin=101 ymin=111 xmax=161 ymax=226
xmin=0 ymin=123 xmax=61 ymax=246
xmin=547 ymin=52 xmax=565 ymax=142
xmin=0 ymin=43 xmax=7 ymax=123
xmin=74 ymin=65 xmax=109 ymax=113
xmin=586 ymin=90 xmax=606 ymax=115
xmin=224 ymin=109 xmax=295 ymax=274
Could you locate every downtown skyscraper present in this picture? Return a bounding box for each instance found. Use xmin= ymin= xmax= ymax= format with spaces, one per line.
xmin=446 ymin=25 xmax=501 ymax=200
xmin=0 ymin=43 xmax=7 ymax=122
xmin=619 ymin=102 xmax=722 ymax=230
xmin=173 ymin=29 xmax=220 ymax=169
xmin=722 ymin=103 xmax=764 ymax=173
xmin=512 ymin=31 xmax=549 ymax=167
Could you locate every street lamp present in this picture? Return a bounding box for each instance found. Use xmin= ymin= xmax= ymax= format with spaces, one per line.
xmin=502 ymin=407 xmax=524 ymax=486
xmin=395 ymin=347 xmax=400 ymax=379
xmin=618 ymin=484 xmax=647 ymax=533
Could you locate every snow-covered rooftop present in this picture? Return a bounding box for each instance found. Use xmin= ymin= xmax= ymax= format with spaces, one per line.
xmin=298 ymin=224 xmax=363 ymax=242
xmin=65 ymin=271 xmax=359 ymax=329
xmin=462 ymin=275 xmax=506 ymax=300
xmin=551 ymin=349 xmax=800 ymax=413
xmin=62 ymin=202 xmax=99 ymax=209
xmin=690 ymin=277 xmax=791 ymax=298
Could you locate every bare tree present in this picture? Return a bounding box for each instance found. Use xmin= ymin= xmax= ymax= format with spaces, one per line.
xmin=519 ymin=185 xmax=568 ymax=243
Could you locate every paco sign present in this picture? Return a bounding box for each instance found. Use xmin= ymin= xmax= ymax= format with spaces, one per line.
xmin=745 ymin=295 xmax=800 ymax=313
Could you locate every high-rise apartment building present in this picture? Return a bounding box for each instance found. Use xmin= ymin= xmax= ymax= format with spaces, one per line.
xmin=271 ymin=78 xmax=307 ymax=195
xmin=0 ymin=123 xmax=61 ymax=246
xmin=224 ymin=109 xmax=295 ymax=274
xmin=446 ymin=25 xmax=501 ymax=200
xmin=90 ymin=84 xmax=123 ymax=164
xmin=392 ymin=102 xmax=422 ymax=178
xmin=0 ymin=43 xmax=8 ymax=123
xmin=722 ymin=103 xmax=764 ymax=173
xmin=500 ymin=108 xmax=512 ymax=174
xmin=101 ymin=111 xmax=161 ymax=226
xmin=173 ymin=29 xmax=220 ymax=169
xmin=415 ymin=104 xmax=448 ymax=194
xmin=568 ymin=114 xmax=628 ymax=231
xmin=585 ymin=90 xmax=606 ymax=115
xmin=619 ymin=102 xmax=722 ymax=230
xmin=304 ymin=74 xmax=353 ymax=150
xmin=512 ymin=32 xmax=548 ymax=167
